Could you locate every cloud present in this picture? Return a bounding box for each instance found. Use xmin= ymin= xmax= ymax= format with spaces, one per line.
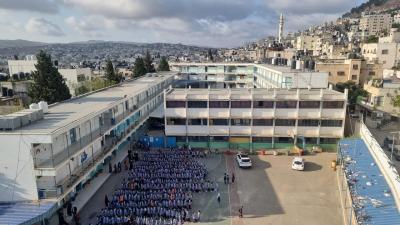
xmin=25 ymin=17 xmax=64 ymax=36
xmin=0 ymin=0 xmax=59 ymax=13
xmin=63 ymin=0 xmax=263 ymax=21
xmin=266 ymin=0 xmax=354 ymax=15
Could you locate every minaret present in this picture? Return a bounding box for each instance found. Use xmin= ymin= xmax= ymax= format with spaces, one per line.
xmin=278 ymin=13 xmax=284 ymax=43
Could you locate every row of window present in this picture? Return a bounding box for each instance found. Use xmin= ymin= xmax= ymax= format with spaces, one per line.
xmin=166 ymin=100 xmax=344 ymax=109
xmin=175 ymin=136 xmax=338 ymax=144
xmin=167 ymin=118 xmax=342 ymax=127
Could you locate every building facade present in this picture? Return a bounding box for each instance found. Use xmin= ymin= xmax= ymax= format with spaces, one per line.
xmin=171 ymin=63 xmax=329 ymax=89
xmin=164 ymin=88 xmax=347 ymax=151
xmin=359 ymin=13 xmax=393 ymax=36
xmin=0 ymin=73 xmax=174 ymax=203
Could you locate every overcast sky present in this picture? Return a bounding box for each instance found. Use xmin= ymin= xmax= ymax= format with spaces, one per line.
xmin=0 ymin=0 xmax=367 ymax=47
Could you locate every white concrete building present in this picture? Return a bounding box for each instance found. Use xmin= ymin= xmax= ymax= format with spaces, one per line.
xmin=59 ymin=68 xmax=93 ymax=96
xmin=170 ymin=63 xmax=329 ymax=89
xmin=164 ymin=88 xmax=347 ymax=151
xmin=362 ymin=29 xmax=400 ymax=69
xmin=8 ymin=59 xmax=36 ymax=78
xmin=0 ymin=73 xmax=174 ymax=205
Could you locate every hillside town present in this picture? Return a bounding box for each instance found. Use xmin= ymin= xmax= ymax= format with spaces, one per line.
xmin=2 ymin=1 xmax=400 ymax=225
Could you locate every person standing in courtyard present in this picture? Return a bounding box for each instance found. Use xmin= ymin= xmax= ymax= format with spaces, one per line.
xmin=239 ymin=205 xmax=243 ymax=218
xmin=232 ymin=172 xmax=235 ymax=183
xmin=217 ymin=192 xmax=221 ymax=205
xmin=226 ymin=173 xmax=230 ymax=184
xmin=223 ymin=173 xmax=227 ymax=184
xmin=104 ymin=194 xmax=109 ymax=207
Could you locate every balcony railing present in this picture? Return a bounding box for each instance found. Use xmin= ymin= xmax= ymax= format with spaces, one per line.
xmin=34 ymin=89 xmax=163 ymax=169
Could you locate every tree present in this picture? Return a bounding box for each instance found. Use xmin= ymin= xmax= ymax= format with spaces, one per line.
xmin=365 ymin=35 xmax=379 ymax=43
xmin=335 ymin=81 xmax=368 ymax=106
xmin=157 ymin=56 xmax=170 ymax=71
xmin=105 ymin=59 xmax=121 ymax=83
xmin=143 ymin=50 xmax=156 ymax=73
xmin=133 ymin=57 xmax=147 ymax=78
xmin=208 ymin=49 xmax=214 ymax=62
xmin=28 ymin=50 xmax=71 ymax=104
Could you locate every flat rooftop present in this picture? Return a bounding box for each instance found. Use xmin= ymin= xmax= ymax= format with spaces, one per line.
xmin=0 ymin=73 xmax=175 ymax=135
xmin=166 ymin=88 xmax=346 ymax=101
xmin=170 ymin=62 xmax=323 ymax=74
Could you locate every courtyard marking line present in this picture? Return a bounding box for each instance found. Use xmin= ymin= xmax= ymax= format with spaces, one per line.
xmin=225 ymin=154 xmax=233 ymax=225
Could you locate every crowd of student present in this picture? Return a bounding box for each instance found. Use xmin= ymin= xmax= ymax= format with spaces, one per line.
xmin=97 ymin=147 xmax=215 ymax=225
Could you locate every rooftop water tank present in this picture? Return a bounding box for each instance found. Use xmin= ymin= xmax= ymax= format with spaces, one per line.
xmin=38 ymin=101 xmax=49 ymax=113
xmin=29 ymin=103 xmax=39 ymax=110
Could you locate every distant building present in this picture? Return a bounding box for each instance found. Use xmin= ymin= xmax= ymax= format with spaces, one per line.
xmin=7 ymin=59 xmax=36 ymax=79
xmin=170 ymin=63 xmax=329 ymax=89
xmin=316 ymin=59 xmax=383 ymax=85
xmin=394 ymin=13 xmax=400 ymax=24
xmin=296 ymin=35 xmax=319 ymax=51
xmin=361 ymin=73 xmax=400 ymax=117
xmin=362 ymin=28 xmax=400 ymax=69
xmin=58 ymin=68 xmax=92 ymax=96
xmin=359 ymin=13 xmax=392 ymax=36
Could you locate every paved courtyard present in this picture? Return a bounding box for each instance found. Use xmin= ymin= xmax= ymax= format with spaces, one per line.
xmin=189 ymin=153 xmax=343 ymax=225
xmin=80 ymin=152 xmax=343 ymax=225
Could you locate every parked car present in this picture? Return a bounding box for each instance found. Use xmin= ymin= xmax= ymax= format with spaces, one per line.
xmin=291 ymin=157 xmax=305 ymax=171
xmin=236 ymin=154 xmax=252 ymax=168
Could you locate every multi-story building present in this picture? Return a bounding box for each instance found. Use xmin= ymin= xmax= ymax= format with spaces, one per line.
xmin=171 ymin=63 xmax=329 ymax=89
xmin=164 ymin=88 xmax=347 ymax=151
xmin=361 ymin=71 xmax=400 ymax=117
xmin=0 ymin=73 xmax=174 ymax=207
xmin=316 ymin=59 xmax=383 ymax=85
xmin=359 ymin=13 xmax=393 ymax=36
xmin=296 ymin=35 xmax=319 ymax=51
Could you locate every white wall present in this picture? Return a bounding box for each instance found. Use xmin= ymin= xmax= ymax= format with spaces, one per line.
xmin=0 ymin=134 xmax=51 ymax=201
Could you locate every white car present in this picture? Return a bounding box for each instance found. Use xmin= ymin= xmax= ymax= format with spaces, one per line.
xmin=236 ymin=154 xmax=252 ymax=168
xmin=291 ymin=157 xmax=305 ymax=171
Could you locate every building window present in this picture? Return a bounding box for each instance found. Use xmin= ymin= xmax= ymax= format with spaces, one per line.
xmin=298 ymin=120 xmax=319 ymax=127
xmin=231 ymin=101 xmax=251 ymax=108
xmin=275 ymin=137 xmax=293 ymax=143
xmin=320 ymin=138 xmax=338 ymax=144
xmin=209 ymin=101 xmax=229 ymax=108
xmin=321 ymin=120 xmax=342 ymax=127
xmin=352 ymin=75 xmax=358 ymax=80
xmin=176 ymin=136 xmax=186 ymax=142
xmin=275 ymin=101 xmax=297 ymax=108
xmin=337 ymin=71 xmax=346 ymax=76
xmin=166 ymin=101 xmax=185 ymax=108
xmin=253 ymin=119 xmax=273 ymax=126
xmin=322 ymin=101 xmax=344 ymax=108
xmin=188 ymin=118 xmax=208 ymax=126
xmin=275 ymin=119 xmax=296 ymax=126
xmin=210 ymin=136 xmax=229 ymax=142
xmin=374 ymin=96 xmax=384 ymax=106
xmin=252 ymin=137 xmax=272 ymax=143
xmin=188 ymin=101 xmax=207 ymax=108
xmin=70 ymin=128 xmax=77 ymax=144
xmin=77 ymin=74 xmax=86 ymax=82
xmin=299 ymin=101 xmax=320 ymax=108
xmin=253 ymin=101 xmax=274 ymax=108
xmin=230 ymin=119 xmax=251 ymax=126
xmin=382 ymin=49 xmax=389 ymax=55
xmin=369 ymin=71 xmax=376 ymax=76
xmin=352 ymin=65 xmax=359 ymax=70
xmin=209 ymin=119 xmax=229 ymax=126
xmin=188 ymin=136 xmax=209 ymax=142
xmin=166 ymin=118 xmax=186 ymax=125
xmin=305 ymin=137 xmax=318 ymax=144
